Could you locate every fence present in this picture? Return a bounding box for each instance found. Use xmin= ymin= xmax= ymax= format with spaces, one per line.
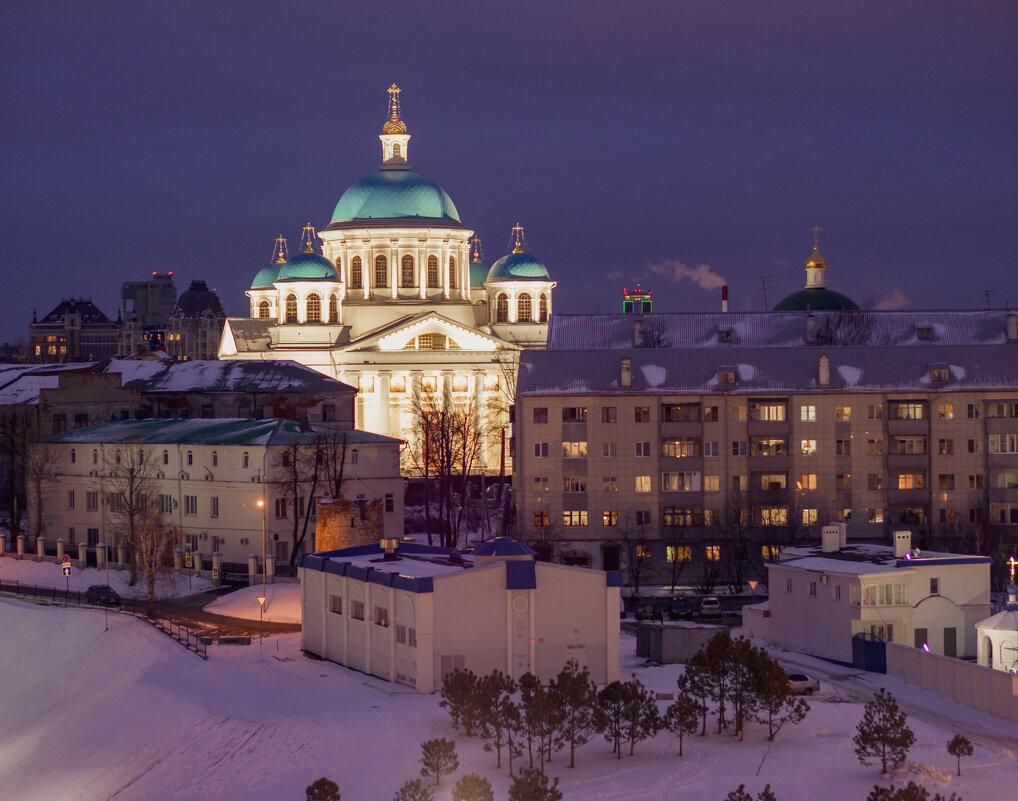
xmin=885 ymin=642 xmax=1018 ymax=723
xmin=0 ymin=579 xmax=208 ymax=660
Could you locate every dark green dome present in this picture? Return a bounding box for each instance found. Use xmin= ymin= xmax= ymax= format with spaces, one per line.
xmin=773 ymin=288 xmax=859 ymax=312
xmin=486 ymin=252 xmax=550 ymax=282
xmin=276 ymin=252 xmax=339 ymax=282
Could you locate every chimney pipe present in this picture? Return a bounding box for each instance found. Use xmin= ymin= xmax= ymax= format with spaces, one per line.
xmin=818 ymin=354 xmax=830 ymax=387
xmin=806 ymin=312 xmax=817 ymax=344
xmin=894 ymin=530 xmax=911 ymax=559
xmin=621 ymin=356 xmax=632 ymax=388
xmin=721 ymin=285 xmax=729 ymax=313
xmin=1007 ymin=312 xmax=1017 ymax=343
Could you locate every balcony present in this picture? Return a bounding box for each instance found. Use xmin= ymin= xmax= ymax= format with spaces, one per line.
xmin=986 ymin=418 xmax=1018 ymax=435
xmin=887 ymin=453 xmax=929 ymax=470
xmin=886 ymin=487 xmax=929 ymax=505
xmin=660 ymin=455 xmax=703 ymax=471
xmin=749 ymin=454 xmax=790 ymax=472
xmin=988 ymin=453 xmax=1018 ymax=469
xmin=888 ymin=419 xmax=928 ymax=436
xmin=988 ymin=487 xmax=1018 ymax=503
xmin=747 ymin=419 xmax=790 ymax=437
xmin=661 ymin=420 xmax=702 ymax=438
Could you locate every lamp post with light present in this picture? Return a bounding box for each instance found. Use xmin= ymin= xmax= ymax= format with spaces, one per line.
xmin=256 ymin=498 xmax=267 ymax=657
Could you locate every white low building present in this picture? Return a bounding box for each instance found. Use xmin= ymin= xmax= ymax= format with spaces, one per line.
xmin=40 ymin=418 xmax=404 ymax=566
xmin=765 ymin=529 xmax=991 ymax=663
xmin=299 ymin=537 xmax=621 ymax=692
xmin=976 ymin=578 xmax=1018 ymax=673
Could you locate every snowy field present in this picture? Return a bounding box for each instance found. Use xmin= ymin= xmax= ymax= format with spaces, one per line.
xmin=0 ymin=555 xmax=214 ymax=599
xmin=204 ymin=583 xmax=302 ymax=623
xmin=1 ymin=596 xmax=1016 ymax=801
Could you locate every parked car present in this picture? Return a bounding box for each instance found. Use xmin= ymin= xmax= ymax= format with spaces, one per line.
xmin=786 ymin=672 xmax=820 ymax=695
xmin=669 ymin=596 xmax=695 ymax=620
xmin=85 ymin=585 xmax=121 ymax=606
xmin=699 ymin=596 xmax=722 ymax=618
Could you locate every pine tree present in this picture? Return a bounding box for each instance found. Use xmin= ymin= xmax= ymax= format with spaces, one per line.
xmin=508 ymin=768 xmax=563 ymax=801
xmin=945 ymin=733 xmax=973 ymax=776
xmin=452 ymin=773 xmax=494 ymax=801
xmin=854 ymin=689 xmax=915 ymax=775
xmin=393 ymin=778 xmax=434 ymax=801
xmin=501 ymin=694 xmax=526 ymax=776
xmin=752 ymin=651 xmax=809 ymax=741
xmin=676 ymin=663 xmax=710 ymax=737
xmin=441 ymin=668 xmax=481 ymax=736
xmin=595 ymin=680 xmax=628 ymax=758
xmin=620 ymin=677 xmax=662 ymax=756
xmin=306 ymin=777 xmax=340 ymax=801
xmin=702 ymin=632 xmax=735 ymax=733
xmin=477 ymin=670 xmax=518 ymax=769
xmin=549 ymin=660 xmax=598 ymax=768
xmin=726 ymin=785 xmax=778 ymax=801
xmin=663 ymin=693 xmax=699 ymax=756
xmin=419 ymin=738 xmax=459 ymax=786
xmin=866 ymin=781 xmax=962 ymax=801
xmin=726 ymin=638 xmax=761 ymax=740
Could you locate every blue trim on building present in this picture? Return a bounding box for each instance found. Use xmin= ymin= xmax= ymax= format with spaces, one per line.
xmin=506 ymin=561 xmax=537 ymax=589
xmin=606 ymin=570 xmax=624 ymax=587
xmin=895 ymin=557 xmax=992 ymax=568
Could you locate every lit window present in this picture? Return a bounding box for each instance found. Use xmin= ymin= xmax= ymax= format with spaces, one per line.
xmin=800 ymin=405 xmax=816 ymax=422
xmin=375 ymin=255 xmax=388 ymax=287
xmin=306 ymin=293 xmax=321 ymax=322
xmin=666 ymin=545 xmax=692 ymax=563
xmin=285 ymin=294 xmax=297 ymax=323
xmin=518 ymin=293 xmax=532 ymax=321
xmin=705 ymin=545 xmax=720 ymax=561
xmin=635 ymin=475 xmax=651 ymax=493
xmin=401 ymin=255 xmax=415 ymax=288
xmin=427 ymin=255 xmax=438 ymax=288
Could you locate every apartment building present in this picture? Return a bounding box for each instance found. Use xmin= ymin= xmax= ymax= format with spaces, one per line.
xmin=513 ymin=310 xmax=1018 ymax=585
xmin=37 ymin=418 xmax=403 ymax=565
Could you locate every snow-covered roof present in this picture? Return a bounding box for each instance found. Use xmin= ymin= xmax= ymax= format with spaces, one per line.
xmin=0 ymin=363 xmax=98 ymax=406
xmin=46 ymin=418 xmax=402 ymax=447
xmin=773 ymin=544 xmax=990 ymax=576
xmin=518 ymin=344 xmax=1018 ymax=395
xmin=547 ymin=310 xmax=1016 ymax=350
xmin=104 ymin=359 xmax=353 ymax=394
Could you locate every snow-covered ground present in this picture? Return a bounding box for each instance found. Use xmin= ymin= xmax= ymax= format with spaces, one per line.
xmin=204 ymin=583 xmax=301 ymax=623
xmin=1 ymin=597 xmax=1015 ymax=801
xmin=0 ymin=555 xmax=215 ymax=599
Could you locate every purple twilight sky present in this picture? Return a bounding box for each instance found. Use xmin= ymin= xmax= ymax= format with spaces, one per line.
xmin=1 ymin=0 xmax=1016 ymax=343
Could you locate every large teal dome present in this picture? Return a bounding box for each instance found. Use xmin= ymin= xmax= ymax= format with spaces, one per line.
xmin=773 ymin=288 xmax=859 ymax=312
xmin=251 ymin=262 xmax=282 ymax=289
xmin=331 ymin=169 xmax=461 ymax=223
xmin=276 ymin=252 xmax=339 ymax=282
xmin=486 ymin=252 xmax=550 ymax=282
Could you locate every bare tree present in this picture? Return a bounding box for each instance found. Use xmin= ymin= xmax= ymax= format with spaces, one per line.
xmin=25 ymin=444 xmax=59 ymax=545
xmin=617 ymin=509 xmax=653 ymax=596
xmin=521 ymin=522 xmax=564 ymax=563
xmin=663 ymin=528 xmax=692 ymax=594
xmin=104 ymin=445 xmax=164 ymax=588
xmin=0 ymin=407 xmax=35 ymax=541
xmin=134 ymin=504 xmax=178 ymax=617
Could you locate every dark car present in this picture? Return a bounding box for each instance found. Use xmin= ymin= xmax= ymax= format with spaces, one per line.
xmin=668 ymin=596 xmax=695 ymax=620
xmin=85 ymin=585 xmax=121 ymax=606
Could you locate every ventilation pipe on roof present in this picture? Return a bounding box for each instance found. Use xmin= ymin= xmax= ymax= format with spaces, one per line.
xmin=721 ymin=285 xmax=729 ymax=313
xmin=621 ymin=356 xmax=632 ymax=388
xmin=819 ymin=354 xmax=830 ymax=387
xmin=806 ymin=312 xmax=818 ymax=344
xmin=633 ymin=319 xmax=644 ymax=347
xmin=1007 ymin=312 xmax=1017 ymax=343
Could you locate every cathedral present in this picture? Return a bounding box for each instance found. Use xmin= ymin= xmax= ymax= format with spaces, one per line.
xmin=219 ymin=86 xmax=556 ymax=471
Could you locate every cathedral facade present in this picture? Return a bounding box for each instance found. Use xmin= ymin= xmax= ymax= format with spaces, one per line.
xmin=219 ymin=86 xmax=556 ymax=472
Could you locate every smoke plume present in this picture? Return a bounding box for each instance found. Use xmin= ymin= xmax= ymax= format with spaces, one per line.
xmin=647 ymin=260 xmax=727 ymax=290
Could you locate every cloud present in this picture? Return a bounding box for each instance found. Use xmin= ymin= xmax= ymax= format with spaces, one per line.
xmin=646 ymin=260 xmax=727 ymax=290
xmin=605 ymin=269 xmax=623 ymax=282
xmin=874 ymin=288 xmax=909 ymax=310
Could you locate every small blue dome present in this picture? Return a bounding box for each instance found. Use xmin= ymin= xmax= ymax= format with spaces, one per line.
xmin=486 ymin=252 xmax=550 ymax=282
xmin=470 ymin=262 xmax=489 ymax=288
xmin=251 ymin=263 xmax=281 ymax=289
xmin=276 ymin=252 xmax=339 ymax=282
xmin=332 ymin=169 xmax=460 ymax=223
xmin=472 ymin=537 xmax=536 ymax=557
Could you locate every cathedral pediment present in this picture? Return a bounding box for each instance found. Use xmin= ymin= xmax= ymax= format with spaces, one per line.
xmin=339 ymin=312 xmax=513 ymax=353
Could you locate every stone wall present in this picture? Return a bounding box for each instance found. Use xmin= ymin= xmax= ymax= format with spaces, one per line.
xmin=315 ymin=496 xmax=384 ymax=551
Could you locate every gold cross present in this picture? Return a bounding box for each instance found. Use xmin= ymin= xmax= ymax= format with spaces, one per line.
xmin=810 ymin=225 xmax=822 ymax=249
xmin=1008 ymin=554 xmax=1017 ymax=581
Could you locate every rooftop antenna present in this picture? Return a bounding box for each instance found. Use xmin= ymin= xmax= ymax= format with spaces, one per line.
xmin=507 ymin=222 xmax=527 ymax=254
xmin=985 ymin=289 xmax=994 ymax=309
xmin=760 ymin=275 xmax=774 ymax=310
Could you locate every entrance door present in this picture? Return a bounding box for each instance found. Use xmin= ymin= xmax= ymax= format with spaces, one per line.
xmin=602 ymin=545 xmax=621 ymax=572
xmin=943 ymin=627 xmax=957 ymax=658
xmin=914 ymin=628 xmax=928 ymax=649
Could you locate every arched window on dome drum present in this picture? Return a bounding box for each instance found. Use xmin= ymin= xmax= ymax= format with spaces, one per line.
xmin=306 ymin=293 xmax=321 ymax=323
xmin=328 ymin=294 xmax=338 ymax=323
xmin=351 ymin=256 xmax=363 ymax=289
xmin=448 ymin=257 xmax=457 ymax=289
xmin=334 ymin=256 xmax=341 ymax=272
xmin=285 ymin=294 xmax=298 ymax=323
xmin=539 ymin=294 xmax=548 ymax=323
xmin=518 ymin=293 xmax=532 ymax=322
xmin=375 ymin=255 xmax=388 ymax=288
xmin=496 ymin=293 xmax=509 ymax=323
xmin=393 ymin=143 xmax=401 ymax=159
xmin=258 ymin=300 xmax=271 ymax=319
xmin=427 ymin=255 xmax=439 ymax=288
xmin=401 ymin=255 xmax=415 ymax=288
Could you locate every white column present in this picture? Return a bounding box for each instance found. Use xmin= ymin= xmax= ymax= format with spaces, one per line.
xmin=377 ymin=372 xmax=391 ymax=435
xmin=390 ymin=242 xmax=398 ymax=300
xmin=442 ymin=242 xmax=450 ymax=300
xmin=417 ymin=241 xmax=426 ymax=300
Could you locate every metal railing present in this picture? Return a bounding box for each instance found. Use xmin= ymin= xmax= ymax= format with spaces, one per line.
xmin=0 ymin=579 xmax=208 ymax=660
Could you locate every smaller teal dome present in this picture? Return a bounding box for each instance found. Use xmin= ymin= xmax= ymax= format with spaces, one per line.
xmin=276 ymin=252 xmax=339 ymax=282
xmin=251 ymin=263 xmax=282 ymax=289
xmin=486 ymin=252 xmax=550 ymax=282
xmin=470 ymin=262 xmax=489 ymax=288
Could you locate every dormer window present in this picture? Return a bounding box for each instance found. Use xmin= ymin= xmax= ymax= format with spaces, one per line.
xmin=917 ymin=326 xmax=933 ymax=340
xmin=392 ymin=143 xmax=401 ymax=159
xmin=930 ymin=366 xmax=950 ymax=382
xmin=718 ymin=328 xmax=733 ymax=343
xmin=718 ymin=370 xmax=737 ymax=384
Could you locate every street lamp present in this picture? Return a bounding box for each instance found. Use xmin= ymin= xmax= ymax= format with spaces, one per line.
xmin=256 ymin=499 xmax=267 ymax=656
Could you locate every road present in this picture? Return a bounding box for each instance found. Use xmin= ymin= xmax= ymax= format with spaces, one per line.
xmin=155 ymin=588 xmax=302 ymax=639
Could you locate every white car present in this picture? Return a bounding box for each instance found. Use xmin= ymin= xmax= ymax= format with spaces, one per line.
xmin=786 ymin=672 xmax=820 ymax=695
xmin=699 ymin=596 xmax=722 ymax=618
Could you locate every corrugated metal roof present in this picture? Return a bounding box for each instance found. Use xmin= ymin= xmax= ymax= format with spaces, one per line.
xmin=518 ymin=344 xmax=1018 ymax=395
xmin=46 ymin=418 xmax=402 ymax=447
xmin=547 ymin=310 xmax=1014 ymax=350
xmin=105 ymin=359 xmax=353 ymax=394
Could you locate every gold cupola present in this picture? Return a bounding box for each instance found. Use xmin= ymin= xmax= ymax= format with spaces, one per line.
xmin=379 ymin=84 xmax=410 ymax=166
